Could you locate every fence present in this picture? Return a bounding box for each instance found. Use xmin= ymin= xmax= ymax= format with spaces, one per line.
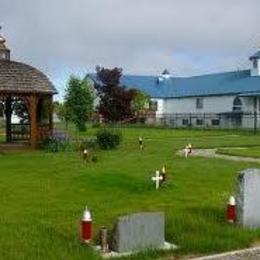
xmin=30 ymin=112 xmax=260 ymax=134
xmin=142 ymin=112 xmax=260 ymax=131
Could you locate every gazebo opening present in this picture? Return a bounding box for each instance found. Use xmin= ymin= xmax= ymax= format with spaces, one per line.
xmin=6 ymin=97 xmax=30 ymax=143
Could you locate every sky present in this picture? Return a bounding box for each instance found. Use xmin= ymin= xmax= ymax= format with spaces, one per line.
xmin=0 ymin=0 xmax=260 ymax=100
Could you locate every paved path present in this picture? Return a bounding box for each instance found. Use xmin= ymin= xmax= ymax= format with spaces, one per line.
xmin=177 ymin=148 xmax=260 ymax=164
xmin=190 ymin=246 xmax=260 ymax=260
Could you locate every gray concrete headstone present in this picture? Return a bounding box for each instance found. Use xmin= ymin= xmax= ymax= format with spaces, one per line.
xmin=237 ymin=168 xmax=260 ymax=229
xmin=110 ymin=212 xmax=165 ymax=253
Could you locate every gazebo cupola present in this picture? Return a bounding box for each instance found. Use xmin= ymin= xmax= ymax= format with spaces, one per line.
xmin=0 ymin=30 xmax=10 ymax=61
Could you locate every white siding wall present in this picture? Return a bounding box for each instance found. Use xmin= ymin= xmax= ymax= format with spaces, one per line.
xmin=163 ymin=95 xmax=236 ymax=114
xmin=150 ymin=95 xmax=259 ymax=129
xmin=149 ymin=95 xmax=260 ymax=129
xmin=242 ymin=97 xmax=255 ymax=112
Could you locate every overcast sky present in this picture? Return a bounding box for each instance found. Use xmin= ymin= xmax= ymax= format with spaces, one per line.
xmin=0 ymin=0 xmax=260 ymax=99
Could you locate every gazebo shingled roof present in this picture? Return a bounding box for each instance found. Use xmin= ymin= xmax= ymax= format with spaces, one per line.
xmin=0 ymin=60 xmax=57 ymax=94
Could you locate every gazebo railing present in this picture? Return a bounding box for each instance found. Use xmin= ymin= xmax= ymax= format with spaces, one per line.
xmin=10 ymin=123 xmax=51 ymax=142
xmin=11 ymin=123 xmax=30 ymax=141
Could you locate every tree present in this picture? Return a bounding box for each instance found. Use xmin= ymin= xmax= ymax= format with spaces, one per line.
xmin=131 ymin=90 xmax=151 ymax=116
xmin=65 ymin=75 xmax=94 ymax=131
xmin=53 ymin=101 xmax=61 ymax=115
xmin=56 ymin=101 xmax=72 ymax=130
xmin=95 ymin=66 xmax=135 ymax=122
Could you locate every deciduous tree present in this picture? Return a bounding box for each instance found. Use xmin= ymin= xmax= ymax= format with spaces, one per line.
xmin=95 ymin=66 xmax=134 ymax=122
xmin=65 ymin=75 xmax=94 ymax=131
xmin=131 ymin=90 xmax=150 ymax=116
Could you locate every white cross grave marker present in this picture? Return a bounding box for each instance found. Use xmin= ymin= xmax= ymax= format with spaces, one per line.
xmin=152 ymin=170 xmax=163 ymax=190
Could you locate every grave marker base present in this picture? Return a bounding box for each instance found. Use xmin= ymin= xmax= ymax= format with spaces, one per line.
xmin=94 ymin=241 xmax=178 ymax=259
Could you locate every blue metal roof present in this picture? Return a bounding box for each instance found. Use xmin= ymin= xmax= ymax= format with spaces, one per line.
xmin=121 ymin=70 xmax=260 ymax=98
xmin=87 ymin=70 xmax=260 ymax=99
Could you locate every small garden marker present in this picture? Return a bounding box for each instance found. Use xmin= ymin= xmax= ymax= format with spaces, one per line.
xmin=100 ymin=226 xmax=109 ymax=252
xmin=83 ymin=149 xmax=89 ymax=162
xmin=161 ymin=165 xmax=166 ymax=182
xmin=152 ymin=170 xmax=163 ymax=190
xmin=139 ymin=136 xmax=144 ymax=150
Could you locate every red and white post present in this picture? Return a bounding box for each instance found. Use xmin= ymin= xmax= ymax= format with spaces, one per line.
xmin=227 ymin=196 xmax=236 ymax=224
xmin=81 ymin=207 xmax=92 ymax=244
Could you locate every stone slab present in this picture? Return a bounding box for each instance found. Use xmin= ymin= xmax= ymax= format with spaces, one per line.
xmin=237 ymin=168 xmax=260 ymax=229
xmin=110 ymin=212 xmax=165 ymax=253
xmin=95 ymin=241 xmax=178 ymax=259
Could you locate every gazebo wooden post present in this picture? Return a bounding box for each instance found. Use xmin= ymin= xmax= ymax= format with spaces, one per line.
xmin=29 ymin=94 xmax=38 ymax=148
xmin=5 ymin=96 xmax=12 ymax=143
xmin=48 ymin=96 xmax=53 ymax=132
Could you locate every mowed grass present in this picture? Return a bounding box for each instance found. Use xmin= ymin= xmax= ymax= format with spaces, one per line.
xmin=2 ymin=128 xmax=260 ymax=259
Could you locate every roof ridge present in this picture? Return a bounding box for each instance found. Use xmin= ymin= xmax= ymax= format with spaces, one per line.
xmin=123 ymin=69 xmax=250 ymax=80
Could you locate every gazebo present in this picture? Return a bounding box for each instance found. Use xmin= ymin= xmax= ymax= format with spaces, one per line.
xmin=0 ymin=31 xmax=57 ymax=148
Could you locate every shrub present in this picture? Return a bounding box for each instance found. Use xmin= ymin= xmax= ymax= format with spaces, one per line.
xmin=41 ymin=130 xmax=72 ymax=152
xmin=96 ymin=129 xmax=122 ymax=150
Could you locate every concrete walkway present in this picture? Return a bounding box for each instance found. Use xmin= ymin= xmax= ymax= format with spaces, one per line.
xmin=177 ymin=148 xmax=260 ymax=164
xmin=190 ymin=246 xmax=260 ymax=260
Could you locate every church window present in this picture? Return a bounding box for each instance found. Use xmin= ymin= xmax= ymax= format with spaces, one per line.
xmin=182 ymin=119 xmax=189 ymax=125
xmin=212 ymin=119 xmax=220 ymax=126
xmin=196 ymin=98 xmax=203 ymax=109
xmin=253 ymin=59 xmax=258 ymax=69
xmin=196 ymin=119 xmax=203 ymax=125
xmin=233 ymin=97 xmax=242 ymax=112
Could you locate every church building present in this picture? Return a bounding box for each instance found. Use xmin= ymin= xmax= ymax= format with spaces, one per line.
xmin=120 ymin=51 xmax=260 ymax=128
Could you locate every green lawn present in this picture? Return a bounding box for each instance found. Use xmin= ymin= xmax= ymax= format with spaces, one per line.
xmin=1 ymin=128 xmax=260 ymax=259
